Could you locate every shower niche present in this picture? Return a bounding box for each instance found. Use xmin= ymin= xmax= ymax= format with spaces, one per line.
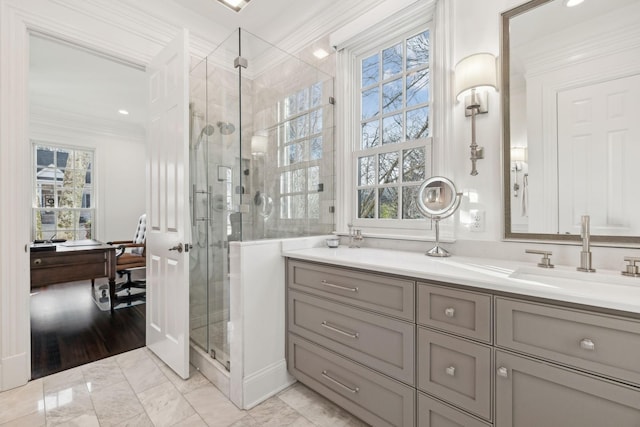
xmin=188 ymin=28 xmax=335 ymax=403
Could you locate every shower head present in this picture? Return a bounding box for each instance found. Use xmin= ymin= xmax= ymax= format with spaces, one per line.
xmin=200 ymin=124 xmax=215 ymax=137
xmin=217 ymin=121 xmax=235 ymax=135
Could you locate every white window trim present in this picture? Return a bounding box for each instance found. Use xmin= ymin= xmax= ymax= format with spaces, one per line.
xmin=333 ymin=0 xmax=455 ymax=241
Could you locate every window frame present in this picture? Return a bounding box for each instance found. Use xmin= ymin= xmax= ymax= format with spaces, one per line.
xmin=32 ymin=141 xmax=96 ymax=241
xmin=353 ymin=28 xmax=433 ymax=228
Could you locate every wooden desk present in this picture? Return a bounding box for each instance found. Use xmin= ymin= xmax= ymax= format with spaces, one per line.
xmin=30 ymin=240 xmax=117 ymax=311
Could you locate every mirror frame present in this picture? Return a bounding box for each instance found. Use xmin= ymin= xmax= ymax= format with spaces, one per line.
xmin=501 ymin=0 xmax=640 ymax=245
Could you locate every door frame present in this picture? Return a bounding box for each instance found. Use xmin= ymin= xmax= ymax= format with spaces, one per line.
xmin=0 ymin=1 xmax=178 ymax=391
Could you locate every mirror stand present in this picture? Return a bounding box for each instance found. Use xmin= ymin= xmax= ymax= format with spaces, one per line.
xmin=427 ymin=217 xmax=450 ymax=257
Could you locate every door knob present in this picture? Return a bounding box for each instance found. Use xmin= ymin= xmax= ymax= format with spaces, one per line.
xmin=169 ymin=243 xmax=183 ymax=253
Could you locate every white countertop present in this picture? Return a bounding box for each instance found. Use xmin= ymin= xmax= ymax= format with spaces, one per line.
xmin=282 ymin=246 xmax=640 ymax=314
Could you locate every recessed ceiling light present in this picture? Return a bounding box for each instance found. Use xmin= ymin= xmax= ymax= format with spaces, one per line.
xmin=218 ymin=0 xmax=251 ymax=12
xmin=313 ymin=49 xmax=329 ymax=59
xmin=564 ymin=0 xmax=584 ymax=7
xmin=118 ymin=109 xmax=129 ymax=115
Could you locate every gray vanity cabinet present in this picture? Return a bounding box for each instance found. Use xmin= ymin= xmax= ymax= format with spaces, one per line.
xmin=495 ymin=350 xmax=640 ymax=427
xmin=286 ymin=258 xmax=640 ymax=426
xmin=287 ymin=260 xmax=416 ymax=426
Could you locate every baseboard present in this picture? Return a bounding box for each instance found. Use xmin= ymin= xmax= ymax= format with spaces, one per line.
xmin=242 ymin=359 xmax=296 ymax=410
xmin=1 ymin=352 xmax=28 ymax=391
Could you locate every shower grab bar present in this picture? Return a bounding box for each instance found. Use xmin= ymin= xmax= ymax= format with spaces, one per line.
xmin=321 ymin=321 xmax=359 ymax=339
xmin=192 ymin=184 xmax=212 ymax=222
xmin=320 ymin=280 xmax=358 ymax=293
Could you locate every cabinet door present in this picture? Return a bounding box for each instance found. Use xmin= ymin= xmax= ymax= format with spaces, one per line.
xmin=495 ymin=351 xmax=640 ymax=427
xmin=418 ymin=392 xmax=490 ymax=427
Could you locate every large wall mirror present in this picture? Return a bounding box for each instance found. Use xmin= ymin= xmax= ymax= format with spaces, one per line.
xmin=502 ymin=0 xmax=640 ymax=244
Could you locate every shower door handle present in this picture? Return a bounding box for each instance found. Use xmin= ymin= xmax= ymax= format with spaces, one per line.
xmin=169 ymin=243 xmax=184 ymax=253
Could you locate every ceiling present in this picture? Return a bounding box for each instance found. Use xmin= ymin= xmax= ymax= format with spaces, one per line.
xmin=28 ymin=0 xmax=392 ymax=134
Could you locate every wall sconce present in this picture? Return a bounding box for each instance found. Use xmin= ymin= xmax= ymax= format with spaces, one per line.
xmin=510 ymin=146 xmax=527 ymax=197
xmin=454 ymin=53 xmax=497 ymax=176
xmin=251 ymin=133 xmax=267 ymax=156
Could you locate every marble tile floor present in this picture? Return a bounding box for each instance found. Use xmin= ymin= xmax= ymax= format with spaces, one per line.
xmin=0 ymin=347 xmax=368 ymax=427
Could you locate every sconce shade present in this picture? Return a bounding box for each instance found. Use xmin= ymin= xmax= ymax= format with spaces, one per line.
xmin=251 ymin=135 xmax=268 ymax=155
xmin=511 ymin=146 xmax=527 ymax=163
xmin=454 ymin=53 xmax=497 ymax=100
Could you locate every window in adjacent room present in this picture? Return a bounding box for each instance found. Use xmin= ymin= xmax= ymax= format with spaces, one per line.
xmin=355 ymin=28 xmax=431 ymax=224
xmin=32 ymin=143 xmax=95 ymax=240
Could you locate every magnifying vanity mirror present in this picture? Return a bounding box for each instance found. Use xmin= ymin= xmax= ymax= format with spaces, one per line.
xmin=417 ymin=176 xmax=462 ymax=257
xmin=502 ymin=0 xmax=640 ymax=244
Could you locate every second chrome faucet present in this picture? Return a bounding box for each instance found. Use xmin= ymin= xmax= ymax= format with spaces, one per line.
xmin=577 ymin=215 xmax=596 ymax=272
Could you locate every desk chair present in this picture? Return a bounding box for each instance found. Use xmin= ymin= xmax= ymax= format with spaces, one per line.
xmin=107 ymin=214 xmax=147 ymax=304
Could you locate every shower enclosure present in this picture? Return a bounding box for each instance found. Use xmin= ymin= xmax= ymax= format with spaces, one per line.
xmin=189 ymin=29 xmax=334 ymax=372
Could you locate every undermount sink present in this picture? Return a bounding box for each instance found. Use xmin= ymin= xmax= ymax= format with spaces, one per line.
xmin=508 ymin=267 xmax=640 ymax=289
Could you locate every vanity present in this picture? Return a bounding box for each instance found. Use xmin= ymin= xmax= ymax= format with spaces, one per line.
xmin=284 ymin=247 xmax=640 ymax=427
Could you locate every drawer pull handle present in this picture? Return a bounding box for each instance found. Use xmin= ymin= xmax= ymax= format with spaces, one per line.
xmin=321 ymin=321 xmax=359 ymax=339
xmin=321 ymin=370 xmax=360 ymax=394
xmin=444 ymin=307 xmax=455 ymax=318
xmin=445 ymin=366 xmax=456 ymax=376
xmin=33 ymin=258 xmax=42 ymax=265
xmin=580 ymin=338 xmax=595 ymax=351
xmin=321 ymin=280 xmax=358 ymax=293
xmin=497 ymin=367 xmax=509 ymax=378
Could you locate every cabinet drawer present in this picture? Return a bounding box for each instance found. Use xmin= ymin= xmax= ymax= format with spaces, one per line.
xmin=289 ymin=290 xmax=415 ymax=384
xmin=418 ymin=392 xmax=490 ymax=427
xmin=496 ymin=350 xmax=640 ymax=427
xmin=288 ymin=260 xmax=414 ymax=321
xmin=417 ymin=283 xmax=492 ymax=343
xmin=417 ymin=328 xmax=492 ymax=421
xmin=31 ymin=251 xmax=106 ymax=268
xmin=288 ymin=335 xmax=415 ymax=427
xmin=496 ymin=297 xmax=640 ymax=386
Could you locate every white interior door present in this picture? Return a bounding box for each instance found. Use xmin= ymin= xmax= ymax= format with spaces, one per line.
xmin=146 ymin=29 xmax=191 ymax=379
xmin=557 ymin=74 xmax=640 ymax=235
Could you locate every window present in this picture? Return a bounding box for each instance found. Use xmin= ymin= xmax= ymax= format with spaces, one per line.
xmin=278 ymin=82 xmax=324 ymax=221
xmin=355 ymin=29 xmax=431 ymax=224
xmin=32 ymin=143 xmax=95 ymax=240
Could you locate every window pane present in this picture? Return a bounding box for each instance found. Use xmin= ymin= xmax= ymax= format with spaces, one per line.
xmin=407 ymin=31 xmax=430 ymax=70
xmin=382 ymin=114 xmax=402 ymax=145
xmin=280 ymin=196 xmax=291 ymax=219
xmin=403 ymin=148 xmax=425 ymax=182
xmin=79 ymin=210 xmax=93 ymax=239
xmin=310 ymin=110 xmax=322 ymax=135
xmin=292 ymin=168 xmax=306 ymax=192
xmin=382 ymin=43 xmax=402 ymax=78
xmin=280 ymin=171 xmax=291 ymax=193
xmin=311 ymin=82 xmax=322 ymax=108
xmin=361 ymin=120 xmax=380 ymax=149
xmin=358 ymin=189 xmax=375 ymax=219
xmin=308 ymin=194 xmax=319 ymax=219
xmin=285 ymin=95 xmax=296 ymax=118
xmin=358 ymin=156 xmax=375 ymax=186
xmin=406 ymin=69 xmax=429 ymax=107
xmin=362 ymin=54 xmax=379 ymax=87
xmin=382 ymin=78 xmax=402 ymax=113
xmin=296 ymin=88 xmax=309 ymax=114
xmin=361 ymin=87 xmax=379 ymax=120
xmin=379 ymin=187 xmax=398 ymax=219
xmin=406 ymin=106 xmax=429 ymax=140
xmin=308 ymin=166 xmax=319 ymax=191
xmin=292 ymin=195 xmax=306 ymax=219
xmin=310 ymin=137 xmax=323 ymax=161
xmin=285 ymin=142 xmax=305 ymax=165
xmin=402 ymin=185 xmax=424 ymax=219
xmin=379 ymin=152 xmax=399 ymax=184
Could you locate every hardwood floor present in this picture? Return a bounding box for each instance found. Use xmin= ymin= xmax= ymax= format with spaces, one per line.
xmin=30 ymin=280 xmax=145 ymax=379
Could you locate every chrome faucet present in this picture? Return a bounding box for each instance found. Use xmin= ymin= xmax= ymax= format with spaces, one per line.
xmin=577 ymin=215 xmax=595 ymax=272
